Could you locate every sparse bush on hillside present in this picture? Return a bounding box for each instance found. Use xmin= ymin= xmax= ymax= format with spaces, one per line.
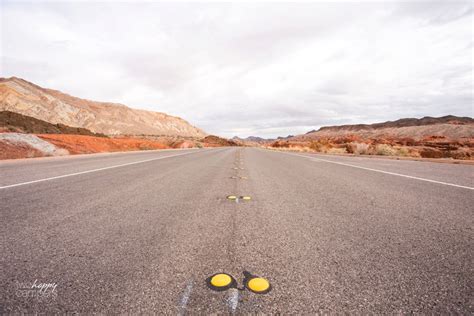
xmin=271 ymin=137 xmax=473 ymax=160
xmin=419 ymin=147 xmax=444 ymax=158
xmin=375 ymin=144 xmax=398 ymax=156
xmin=345 ymin=142 xmax=355 ymax=154
xmin=286 ymin=145 xmax=309 ymax=152
xmin=396 ymin=147 xmax=410 ymax=157
xmin=449 ymin=148 xmax=471 ymax=159
xmin=346 ymin=142 xmax=371 ymax=155
xmin=270 ymin=141 xmax=288 ymax=148
xmin=309 ymin=141 xmax=324 ymax=152
xmin=309 ymin=138 xmax=333 ymax=153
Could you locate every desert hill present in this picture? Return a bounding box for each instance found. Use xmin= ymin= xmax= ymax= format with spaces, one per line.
xmin=232 ymin=136 xmax=274 ymax=146
xmin=0 ymin=110 xmax=105 ymax=136
xmin=0 ymin=110 xmax=238 ymax=160
xmin=202 ymin=135 xmax=239 ymax=147
xmin=271 ymin=116 xmax=474 ymax=160
xmin=0 ymin=77 xmax=206 ymax=137
xmin=297 ymin=116 xmax=473 ymax=140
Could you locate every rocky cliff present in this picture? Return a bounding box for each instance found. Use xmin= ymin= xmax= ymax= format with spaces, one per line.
xmin=0 ymin=77 xmax=206 ymax=137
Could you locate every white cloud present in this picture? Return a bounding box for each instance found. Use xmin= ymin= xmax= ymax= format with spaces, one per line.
xmin=1 ymin=1 xmax=472 ymax=138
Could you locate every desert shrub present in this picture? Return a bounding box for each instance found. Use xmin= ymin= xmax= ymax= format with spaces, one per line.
xmin=286 ymin=145 xmax=309 ymax=152
xmin=271 ymin=141 xmax=290 ymax=148
xmin=309 ymin=139 xmax=333 ymax=153
xmin=375 ymin=144 xmax=398 ymax=156
xmin=326 ymin=147 xmax=347 ymax=154
xmin=396 ymin=147 xmax=410 ymax=156
xmin=346 ymin=142 xmax=371 ymax=155
xmin=419 ymin=147 xmax=444 ymax=158
xmin=196 ymin=143 xmax=203 ymax=148
xmin=446 ymin=148 xmax=472 ymax=160
xmin=407 ymin=148 xmax=421 ymax=157
xmin=345 ymin=143 xmax=355 ymax=154
xmin=309 ymin=141 xmax=325 ymax=152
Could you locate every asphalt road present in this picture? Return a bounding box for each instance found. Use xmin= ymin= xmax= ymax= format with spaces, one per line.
xmin=1 ymin=147 xmax=473 ymax=314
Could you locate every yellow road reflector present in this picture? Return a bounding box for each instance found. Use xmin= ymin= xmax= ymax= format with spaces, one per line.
xmin=247 ymin=277 xmax=271 ymax=294
xmin=206 ymin=273 xmax=237 ymax=291
xmin=227 ymin=195 xmax=237 ymax=200
xmin=211 ymin=274 xmax=232 ymax=287
xmin=247 ymin=277 xmax=270 ymax=293
xmin=243 ymin=271 xmax=272 ymax=294
xmin=241 ymin=196 xmax=251 ymax=201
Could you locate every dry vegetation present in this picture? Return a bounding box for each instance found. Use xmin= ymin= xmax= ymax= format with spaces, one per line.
xmin=268 ymin=117 xmax=474 ymax=160
xmin=270 ymin=135 xmax=473 ymax=160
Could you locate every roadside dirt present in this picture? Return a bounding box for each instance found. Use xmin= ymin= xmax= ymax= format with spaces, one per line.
xmin=37 ymin=134 xmax=171 ymax=154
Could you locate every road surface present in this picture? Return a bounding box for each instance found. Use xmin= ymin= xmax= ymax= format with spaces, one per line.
xmin=1 ymin=147 xmax=473 ymax=313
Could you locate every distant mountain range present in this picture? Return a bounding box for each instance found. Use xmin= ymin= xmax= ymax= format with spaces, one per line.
xmin=234 ymin=116 xmax=473 ymax=143
xmin=232 ymin=136 xmax=273 ymax=144
xmin=306 ymin=116 xmax=473 ymax=133
xmin=0 ymin=77 xmax=206 ymax=137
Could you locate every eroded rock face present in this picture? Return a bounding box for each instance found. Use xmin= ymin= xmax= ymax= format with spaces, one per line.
xmin=0 ymin=133 xmax=69 ymax=158
xmin=0 ymin=139 xmax=45 ymax=159
xmin=0 ymin=77 xmax=207 ymax=137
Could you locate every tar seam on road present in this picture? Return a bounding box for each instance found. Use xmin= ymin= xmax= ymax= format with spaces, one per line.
xmin=0 ymin=149 xmax=216 ymax=190
xmin=276 ymin=151 xmax=474 ymax=190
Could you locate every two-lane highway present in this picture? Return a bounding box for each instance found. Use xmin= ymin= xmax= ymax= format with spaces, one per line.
xmin=1 ymin=147 xmax=472 ymax=313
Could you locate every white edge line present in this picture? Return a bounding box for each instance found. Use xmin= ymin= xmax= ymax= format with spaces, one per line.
xmin=274 ymin=150 xmax=474 ymax=190
xmin=0 ymin=146 xmax=202 ymax=165
xmin=178 ymin=279 xmax=194 ymax=315
xmin=0 ymin=149 xmax=216 ymax=190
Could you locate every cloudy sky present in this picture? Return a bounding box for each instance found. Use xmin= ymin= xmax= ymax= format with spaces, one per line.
xmin=1 ymin=1 xmax=472 ymax=138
